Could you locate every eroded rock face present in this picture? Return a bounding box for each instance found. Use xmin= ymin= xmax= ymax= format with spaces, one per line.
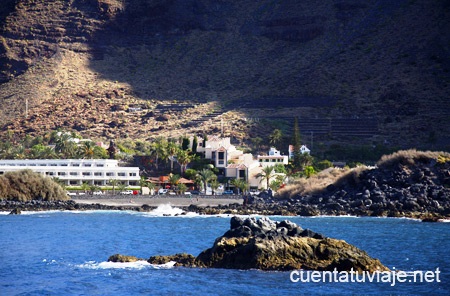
xmin=112 ymin=217 xmax=388 ymax=272
xmin=195 ymin=217 xmax=387 ymax=272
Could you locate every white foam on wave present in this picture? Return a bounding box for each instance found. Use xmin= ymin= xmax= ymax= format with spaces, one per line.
xmin=139 ymin=204 xmax=189 ymax=217
xmin=77 ymin=260 xmax=176 ymax=270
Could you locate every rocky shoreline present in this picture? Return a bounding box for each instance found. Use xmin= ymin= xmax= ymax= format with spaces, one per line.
xmin=1 ymin=197 xmax=448 ymax=222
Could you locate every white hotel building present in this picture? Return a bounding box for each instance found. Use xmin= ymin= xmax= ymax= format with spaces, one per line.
xmin=0 ymin=159 xmax=140 ymax=186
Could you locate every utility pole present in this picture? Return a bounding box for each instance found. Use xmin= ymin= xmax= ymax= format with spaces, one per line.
xmin=25 ymin=97 xmax=28 ymax=118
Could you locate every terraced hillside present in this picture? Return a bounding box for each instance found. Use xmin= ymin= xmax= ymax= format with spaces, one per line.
xmin=0 ymin=0 xmax=449 ymax=150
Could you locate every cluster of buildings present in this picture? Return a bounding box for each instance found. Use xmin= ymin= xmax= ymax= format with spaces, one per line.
xmin=0 ymin=135 xmax=310 ymax=192
xmin=195 ymin=136 xmax=310 ymax=191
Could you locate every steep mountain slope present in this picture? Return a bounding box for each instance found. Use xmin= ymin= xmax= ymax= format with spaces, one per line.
xmin=0 ymin=0 xmax=449 ymax=150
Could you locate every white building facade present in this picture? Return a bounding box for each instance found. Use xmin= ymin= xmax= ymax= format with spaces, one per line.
xmin=257 ymin=147 xmax=289 ymax=167
xmin=0 ymin=159 xmax=140 ymax=186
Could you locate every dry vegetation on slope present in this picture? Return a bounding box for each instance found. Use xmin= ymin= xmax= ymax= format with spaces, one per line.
xmin=0 ymin=0 xmax=449 ymax=150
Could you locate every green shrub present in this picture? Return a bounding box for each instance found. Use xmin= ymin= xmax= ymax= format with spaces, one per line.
xmin=0 ymin=170 xmax=68 ymax=201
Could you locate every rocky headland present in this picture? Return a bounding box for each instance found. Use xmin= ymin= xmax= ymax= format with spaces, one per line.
xmin=109 ymin=216 xmax=388 ymax=272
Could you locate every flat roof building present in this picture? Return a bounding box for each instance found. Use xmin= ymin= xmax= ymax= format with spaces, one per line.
xmin=0 ymin=159 xmax=140 ymax=186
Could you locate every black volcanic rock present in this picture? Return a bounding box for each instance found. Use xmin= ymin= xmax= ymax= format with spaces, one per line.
xmin=136 ymin=217 xmax=388 ymax=272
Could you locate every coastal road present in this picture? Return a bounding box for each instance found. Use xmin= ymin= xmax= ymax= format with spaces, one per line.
xmin=73 ymin=196 xmax=244 ymax=207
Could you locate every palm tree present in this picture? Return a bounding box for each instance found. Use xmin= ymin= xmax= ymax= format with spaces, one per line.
xmin=108 ymin=179 xmax=119 ymax=195
xmin=231 ymin=178 xmax=248 ymax=195
xmin=269 ymin=129 xmax=283 ymax=149
xmin=256 ymin=166 xmax=276 ymax=189
xmin=197 ymin=169 xmax=216 ymax=193
xmin=150 ymin=137 xmax=168 ymax=170
xmin=177 ymin=183 xmax=188 ymax=195
xmin=209 ymin=179 xmax=220 ymax=195
xmin=54 ymin=133 xmax=77 ymax=159
xmin=117 ymin=183 xmax=127 ymax=193
xmin=80 ymin=182 xmax=90 ymax=194
xmin=79 ymin=141 xmax=95 ymax=159
xmin=139 ymin=176 xmax=148 ymax=193
xmin=167 ymin=140 xmax=179 ymax=172
xmin=176 ymin=149 xmax=194 ymax=175
xmin=168 ymin=173 xmax=180 ymax=191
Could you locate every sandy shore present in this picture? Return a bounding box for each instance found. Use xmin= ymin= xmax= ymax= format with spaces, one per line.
xmin=73 ymin=197 xmax=244 ymax=207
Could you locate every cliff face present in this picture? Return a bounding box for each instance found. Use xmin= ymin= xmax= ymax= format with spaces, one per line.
xmin=0 ymin=0 xmax=449 ymax=149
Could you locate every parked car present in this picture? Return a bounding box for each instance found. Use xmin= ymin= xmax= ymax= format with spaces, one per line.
xmin=158 ymin=188 xmax=168 ymax=195
xmin=184 ymin=191 xmax=192 ymax=195
xmin=93 ymin=191 xmax=104 ymax=195
xmin=190 ymin=190 xmax=200 ymax=195
xmin=249 ymin=190 xmax=260 ymax=196
xmin=222 ymin=190 xmax=234 ymax=195
xmin=66 ymin=192 xmax=77 ymax=196
xmin=120 ymin=190 xmax=134 ymax=195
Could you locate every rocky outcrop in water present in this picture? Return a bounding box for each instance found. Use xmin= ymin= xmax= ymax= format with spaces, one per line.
xmin=123 ymin=217 xmax=389 ymax=272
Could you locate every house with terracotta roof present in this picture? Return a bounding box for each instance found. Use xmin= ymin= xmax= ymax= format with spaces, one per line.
xmin=288 ymin=144 xmax=311 ymax=159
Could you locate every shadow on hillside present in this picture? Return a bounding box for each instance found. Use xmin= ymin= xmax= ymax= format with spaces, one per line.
xmin=80 ymin=0 xmax=356 ymax=105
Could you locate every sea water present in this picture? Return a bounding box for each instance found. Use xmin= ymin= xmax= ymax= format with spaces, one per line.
xmin=1 ymin=206 xmax=449 ymax=295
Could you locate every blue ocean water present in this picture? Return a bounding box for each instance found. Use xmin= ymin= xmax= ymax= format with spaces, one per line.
xmin=1 ymin=206 xmax=449 ymax=295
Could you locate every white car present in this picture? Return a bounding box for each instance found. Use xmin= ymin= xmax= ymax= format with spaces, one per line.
xmin=120 ymin=190 xmax=134 ymax=195
xmin=93 ymin=191 xmax=104 ymax=195
xmin=158 ymin=189 xmax=168 ymax=195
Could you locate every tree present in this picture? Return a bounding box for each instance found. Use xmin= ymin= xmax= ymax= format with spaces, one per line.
xmin=80 ymin=182 xmax=90 ymax=194
xmin=150 ymin=137 xmax=168 ymax=170
xmin=197 ymin=169 xmax=216 ymax=192
xmin=108 ymin=179 xmax=119 ymax=195
xmin=79 ymin=141 xmax=95 ymax=159
xmin=231 ymin=178 xmax=248 ymax=195
xmin=167 ymin=141 xmax=179 ymax=172
xmin=54 ymin=133 xmax=77 ymax=159
xmin=269 ymin=129 xmax=283 ymax=149
xmin=251 ymin=137 xmax=263 ymax=151
xmin=292 ymin=117 xmax=302 ymax=168
xmin=192 ymin=135 xmax=198 ymax=154
xmin=168 ymin=173 xmax=180 ymax=190
xmin=177 ymin=183 xmax=188 ymax=194
xmin=181 ymin=137 xmax=190 ymax=151
xmin=89 ymin=184 xmax=101 ymax=194
xmin=177 ymin=149 xmax=194 ymax=175
xmin=117 ymin=183 xmax=127 ymax=193
xmin=139 ymin=176 xmax=148 ymax=193
xmin=256 ymin=166 xmax=275 ymax=189
xmin=303 ymin=165 xmax=316 ymax=178
xmin=209 ymin=179 xmax=220 ymax=195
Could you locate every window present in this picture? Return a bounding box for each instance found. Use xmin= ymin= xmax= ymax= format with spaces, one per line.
xmin=239 ymin=170 xmax=246 ymax=178
xmin=83 ymin=164 xmax=92 ymax=167
xmin=118 ymin=172 xmax=126 ymax=177
xmin=212 ymin=151 xmax=216 ymax=160
xmin=70 ymin=172 xmax=78 ymax=176
xmin=94 ymin=172 xmax=102 ymax=176
xmin=106 ymin=172 xmax=114 ymax=177
xmin=96 ymin=164 xmax=104 ymax=167
xmin=129 ymin=173 xmax=137 ymax=177
xmin=69 ymin=180 xmax=78 ymax=185
xmin=58 ymin=172 xmax=66 ymax=176
xmin=82 ymin=172 xmax=91 ymax=176
xmin=72 ymin=163 xmax=80 ymax=167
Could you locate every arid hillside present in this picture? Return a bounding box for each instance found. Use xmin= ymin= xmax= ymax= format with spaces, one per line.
xmin=0 ymin=0 xmax=449 ymax=150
